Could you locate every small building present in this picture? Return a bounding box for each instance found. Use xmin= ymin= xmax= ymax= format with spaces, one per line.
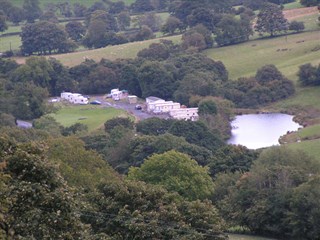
xmin=127 ymin=95 xmax=138 ymax=104
xmin=169 ymin=108 xmax=199 ymax=121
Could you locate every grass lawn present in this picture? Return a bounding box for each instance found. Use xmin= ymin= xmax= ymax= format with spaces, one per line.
xmin=0 ymin=34 xmax=21 ymax=52
xmin=205 ymin=30 xmax=320 ymax=81
xmin=229 ymin=234 xmax=276 ymax=240
xmin=49 ymin=104 xmax=128 ymax=132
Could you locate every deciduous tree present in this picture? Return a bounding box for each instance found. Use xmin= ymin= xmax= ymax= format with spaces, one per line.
xmin=128 ymin=150 xmax=215 ymax=200
xmin=255 ymin=3 xmax=288 ymax=37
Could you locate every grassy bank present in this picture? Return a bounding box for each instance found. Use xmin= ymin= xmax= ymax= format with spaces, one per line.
xmin=205 ymin=30 xmax=320 ymax=81
xmin=229 ymin=234 xmax=277 ymax=240
xmin=49 ymin=104 xmax=128 ymax=132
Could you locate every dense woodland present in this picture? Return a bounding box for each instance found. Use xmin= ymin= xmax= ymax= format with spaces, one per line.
xmin=1 ymin=0 xmax=320 ymax=239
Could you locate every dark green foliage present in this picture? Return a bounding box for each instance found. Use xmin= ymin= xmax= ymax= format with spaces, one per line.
xmin=213 ymin=147 xmax=320 ymax=239
xmin=61 ymin=123 xmax=88 ymax=136
xmin=104 ymin=117 xmax=134 ymax=133
xmin=65 ymin=21 xmax=86 ymax=42
xmin=131 ymin=25 xmax=155 ymax=41
xmin=130 ymin=0 xmax=155 ymax=13
xmin=21 ymin=21 xmax=74 ymax=55
xmin=0 ymin=12 xmax=7 ymax=32
xmin=225 ymin=65 xmax=295 ymax=108
xmin=40 ymin=11 xmax=58 ymax=23
xmin=198 ymin=99 xmax=218 ymax=115
xmin=168 ymin=120 xmax=224 ymax=151
xmin=73 ymin=3 xmax=87 ymax=17
xmin=117 ymin=11 xmax=131 ymax=30
xmin=8 ymin=6 xmax=24 ymax=26
xmin=136 ymin=117 xmax=176 ymax=135
xmin=136 ymin=12 xmax=163 ymax=32
xmin=215 ymin=14 xmax=253 ymax=46
xmin=298 ymin=63 xmax=320 ymax=86
xmin=23 ymin=0 xmax=42 ymax=23
xmin=255 ymin=3 xmax=288 ymax=37
xmin=138 ymin=61 xmax=178 ymax=99
xmin=161 ymin=16 xmax=185 ymax=35
xmin=137 ymin=43 xmax=170 ymax=60
xmin=300 ymin=0 xmax=320 ymax=6
xmin=0 ymin=113 xmax=16 ymax=127
xmin=208 ymin=145 xmax=259 ymax=177
xmin=84 ymin=180 xmax=226 ymax=239
xmin=289 ymin=20 xmax=305 ymax=32
xmin=0 ymin=139 xmax=86 ymax=239
xmin=126 ymin=133 xmax=213 ymax=169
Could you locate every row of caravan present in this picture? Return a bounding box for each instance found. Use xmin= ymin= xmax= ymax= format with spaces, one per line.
xmin=61 ymin=92 xmax=89 ymax=105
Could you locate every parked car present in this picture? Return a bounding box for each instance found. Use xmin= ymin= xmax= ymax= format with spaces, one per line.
xmin=90 ymin=100 xmax=101 ymax=105
xmin=135 ymin=104 xmax=142 ymax=110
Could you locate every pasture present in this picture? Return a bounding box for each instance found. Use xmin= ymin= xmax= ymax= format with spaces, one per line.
xmin=286 ymin=139 xmax=320 ymax=160
xmin=205 ymin=30 xmax=320 ymax=81
xmin=49 ymin=104 xmax=128 ymax=132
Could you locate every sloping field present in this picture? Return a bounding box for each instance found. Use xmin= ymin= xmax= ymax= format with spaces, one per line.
xmin=13 ymin=35 xmax=181 ymax=66
xmin=205 ymin=30 xmax=320 ymax=81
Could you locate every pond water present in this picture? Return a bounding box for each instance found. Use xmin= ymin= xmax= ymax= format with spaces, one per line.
xmin=227 ymin=113 xmax=302 ymax=149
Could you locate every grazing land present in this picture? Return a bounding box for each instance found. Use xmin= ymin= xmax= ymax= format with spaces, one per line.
xmin=49 ymin=104 xmax=128 ymax=132
xmin=205 ymin=30 xmax=320 ymax=81
xmin=286 ymin=139 xmax=320 ymax=160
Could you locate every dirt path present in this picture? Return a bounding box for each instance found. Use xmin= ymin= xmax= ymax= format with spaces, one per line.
xmin=283 ymin=6 xmax=318 ymax=20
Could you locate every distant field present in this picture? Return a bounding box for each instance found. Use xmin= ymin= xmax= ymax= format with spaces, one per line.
xmin=205 ymin=30 xmax=320 ymax=81
xmin=283 ymin=0 xmax=303 ymax=10
xmin=49 ymin=104 xmax=128 ymax=132
xmin=11 ymin=0 xmax=135 ymax=8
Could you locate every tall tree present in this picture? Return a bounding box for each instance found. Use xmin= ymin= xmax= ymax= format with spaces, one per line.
xmin=23 ymin=0 xmax=42 ymax=23
xmin=21 ymin=21 xmax=75 ymax=55
xmin=255 ymin=3 xmax=288 ymax=37
xmin=0 ymin=11 xmax=7 ymax=32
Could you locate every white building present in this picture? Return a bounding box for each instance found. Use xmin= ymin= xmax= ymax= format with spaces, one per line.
xmin=151 ymin=101 xmax=181 ymax=113
xmin=169 ymin=108 xmax=199 ymax=121
xmin=127 ymin=95 xmax=138 ymax=104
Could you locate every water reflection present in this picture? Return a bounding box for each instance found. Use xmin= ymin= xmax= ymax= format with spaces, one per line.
xmin=228 ymin=113 xmax=302 ymax=149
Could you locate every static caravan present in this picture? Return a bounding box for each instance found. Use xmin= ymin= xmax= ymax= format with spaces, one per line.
xmin=128 ymin=95 xmax=138 ymax=104
xmin=153 ymin=102 xmax=181 ymax=113
xmin=61 ymin=92 xmax=72 ymax=100
xmin=169 ymin=108 xmax=199 ymax=121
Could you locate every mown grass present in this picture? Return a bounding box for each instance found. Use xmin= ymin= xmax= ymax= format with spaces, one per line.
xmin=205 ymin=30 xmax=320 ymax=81
xmin=49 ymin=104 xmax=128 ymax=132
xmin=229 ymin=234 xmax=276 ymax=240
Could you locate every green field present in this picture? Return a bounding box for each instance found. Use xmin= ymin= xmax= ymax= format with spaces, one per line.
xmin=283 ymin=0 xmax=303 ymax=10
xmin=286 ymin=139 xmax=320 ymax=160
xmin=44 ymin=35 xmax=181 ymax=67
xmin=205 ymin=30 xmax=320 ymax=81
xmin=0 ymin=35 xmax=22 ymax=52
xmin=229 ymin=234 xmax=276 ymax=240
xmin=49 ymin=104 xmax=128 ymax=132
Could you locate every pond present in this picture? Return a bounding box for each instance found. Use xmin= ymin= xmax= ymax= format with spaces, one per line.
xmin=227 ymin=113 xmax=302 ymax=149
